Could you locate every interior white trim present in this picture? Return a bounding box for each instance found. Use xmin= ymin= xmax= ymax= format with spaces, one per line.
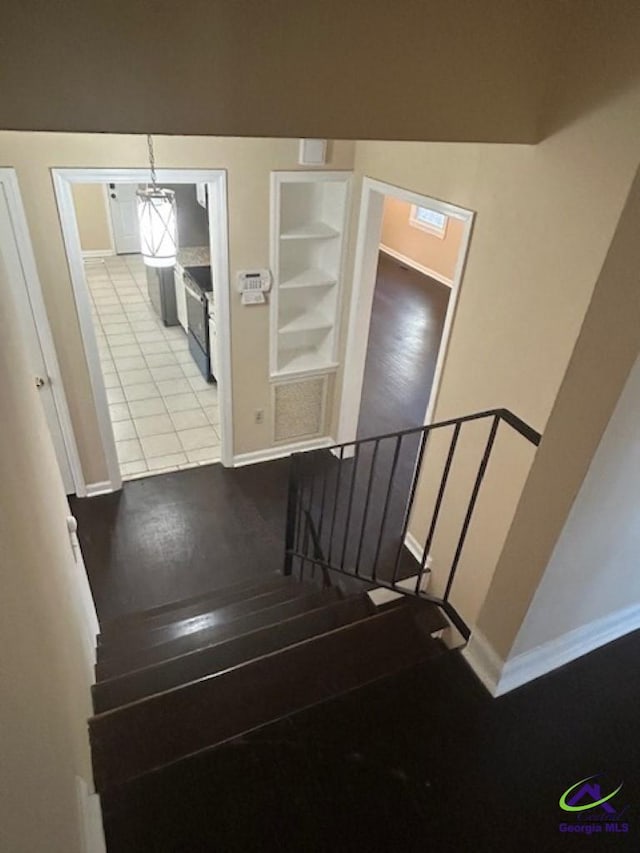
xmin=379 ymin=243 xmax=453 ymax=288
xmin=233 ymin=436 xmax=335 ymax=468
xmin=75 ymin=776 xmax=106 ymax=853
xmin=84 ymin=480 xmax=116 ymax=498
xmin=462 ymin=629 xmax=504 ymax=696
xmin=81 ymin=249 xmax=115 ymax=259
xmin=337 ymin=178 xmax=474 ymax=444
xmin=52 ymin=167 xmax=233 ymax=494
xmin=0 ymin=168 xmax=86 ymax=496
xmin=464 ymin=602 xmax=640 ymax=697
xmin=404 ymin=531 xmax=425 ymax=563
xmin=498 ymin=603 xmax=640 ymax=696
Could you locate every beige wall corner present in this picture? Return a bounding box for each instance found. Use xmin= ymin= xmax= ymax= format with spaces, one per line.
xmin=0 ymin=251 xmax=99 ymax=851
xmin=476 ymin=164 xmax=640 ymax=661
xmin=510 ymin=352 xmax=640 ymax=659
xmin=72 ymin=184 xmax=113 ymax=254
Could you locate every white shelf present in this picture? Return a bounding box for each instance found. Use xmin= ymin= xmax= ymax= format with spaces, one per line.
xmin=270 ymin=171 xmax=351 ymax=379
xmin=280 ymin=222 xmax=339 ymax=241
xmin=276 ymin=348 xmax=338 ymax=375
xmin=280 ymin=268 xmax=337 ymax=290
xmin=278 ymin=309 xmax=333 ymax=335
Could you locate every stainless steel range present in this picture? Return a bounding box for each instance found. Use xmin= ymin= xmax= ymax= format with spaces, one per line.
xmin=183 ymin=265 xmax=214 ymax=383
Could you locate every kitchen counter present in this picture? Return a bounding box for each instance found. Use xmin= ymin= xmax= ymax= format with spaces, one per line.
xmin=177 ymin=246 xmax=210 ymax=267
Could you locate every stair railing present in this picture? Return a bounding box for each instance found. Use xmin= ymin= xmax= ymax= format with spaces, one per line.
xmin=284 ymin=408 xmax=541 ymax=639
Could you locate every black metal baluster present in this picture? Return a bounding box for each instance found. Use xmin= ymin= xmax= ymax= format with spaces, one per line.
xmin=414 ymin=422 xmax=461 ymax=594
xmin=391 ymin=428 xmax=430 ymax=586
xmin=339 ymin=444 xmax=361 ymax=569
xmin=371 ymin=434 xmax=402 ymax=582
xmin=327 ymin=445 xmax=345 ymax=565
xmin=284 ymin=454 xmax=299 ymax=576
xmin=316 ymin=459 xmax=329 ymax=544
xmin=354 ymin=439 xmax=380 ymax=577
xmin=293 ymin=455 xmax=308 ymax=580
xmin=444 ymin=415 xmax=500 ymax=601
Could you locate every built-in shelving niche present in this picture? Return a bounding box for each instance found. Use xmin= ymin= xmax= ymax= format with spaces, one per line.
xmin=270 ymin=171 xmax=351 ymax=378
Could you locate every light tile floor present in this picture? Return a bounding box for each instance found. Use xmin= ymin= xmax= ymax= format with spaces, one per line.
xmin=86 ymin=254 xmax=221 ymax=480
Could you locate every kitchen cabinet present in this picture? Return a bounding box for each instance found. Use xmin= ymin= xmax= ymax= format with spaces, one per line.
xmin=174 ymin=266 xmax=188 ymax=332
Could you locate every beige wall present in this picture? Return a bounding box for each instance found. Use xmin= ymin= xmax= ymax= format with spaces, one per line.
xmin=335 ymin=6 xmax=640 ymax=635
xmin=72 ymin=183 xmax=113 ymax=253
xmin=380 ymin=197 xmax=464 ymax=282
xmin=510 ymin=349 xmax=640 ymax=658
xmin=0 ymin=133 xmax=355 ymax=483
xmin=0 ymin=1 xmax=571 ymax=144
xmin=479 ymin=163 xmax=640 ymax=658
xmin=0 ymin=252 xmax=98 ymax=852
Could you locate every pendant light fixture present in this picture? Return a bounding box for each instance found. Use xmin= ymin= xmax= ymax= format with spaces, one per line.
xmin=137 ymin=135 xmax=178 ymax=268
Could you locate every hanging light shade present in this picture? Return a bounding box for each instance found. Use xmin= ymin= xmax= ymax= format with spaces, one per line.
xmin=137 ymin=135 xmax=178 ymax=268
xmin=137 ymin=187 xmax=177 ymax=267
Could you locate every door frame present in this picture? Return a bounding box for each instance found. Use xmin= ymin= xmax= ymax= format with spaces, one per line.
xmin=52 ymin=167 xmax=233 ymax=494
xmin=0 ymin=168 xmax=86 ymax=495
xmin=337 ymin=177 xmax=474 ymax=443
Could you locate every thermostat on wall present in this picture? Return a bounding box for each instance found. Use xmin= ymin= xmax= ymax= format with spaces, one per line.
xmin=237 ymin=269 xmax=271 ymax=305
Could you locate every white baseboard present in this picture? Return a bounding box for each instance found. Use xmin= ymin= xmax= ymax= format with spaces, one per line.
xmin=232 ymin=436 xmax=335 ymax=467
xmin=462 ymin=629 xmax=504 ymax=696
xmin=85 ymin=480 xmax=117 ymax=497
xmin=82 ymin=249 xmax=115 ymax=259
xmin=498 ymin=603 xmax=640 ymax=696
xmin=379 ymin=244 xmax=453 ymax=288
xmin=464 ymin=602 xmax=640 ymax=697
xmin=76 ymin=776 xmax=106 ymax=853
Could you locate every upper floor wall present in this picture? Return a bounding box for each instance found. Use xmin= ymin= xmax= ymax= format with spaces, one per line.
xmin=0 ymin=0 xmax=570 ymax=143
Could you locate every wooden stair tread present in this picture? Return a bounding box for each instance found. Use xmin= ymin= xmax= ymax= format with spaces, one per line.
xmin=93 ymin=594 xmax=376 ymax=713
xmin=99 ymin=573 xmax=290 ymax=639
xmin=90 ymin=603 xmax=444 ymax=791
xmin=95 ymin=587 xmax=342 ymax=681
xmin=97 ymin=582 xmax=313 ymax=659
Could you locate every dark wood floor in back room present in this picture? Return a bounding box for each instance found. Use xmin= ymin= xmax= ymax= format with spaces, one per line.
xmin=71 ymin=252 xmax=449 ymax=623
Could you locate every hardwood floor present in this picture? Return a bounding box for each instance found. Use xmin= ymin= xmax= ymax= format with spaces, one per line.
xmin=71 ymin=251 xmax=449 ymax=624
xmin=357 ymin=251 xmax=449 ymax=439
xmin=70 ymin=461 xmax=291 ymax=624
xmin=101 ymin=627 xmax=640 ymax=851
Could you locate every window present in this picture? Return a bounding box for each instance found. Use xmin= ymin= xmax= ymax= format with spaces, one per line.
xmin=409 ymin=205 xmax=448 ymax=238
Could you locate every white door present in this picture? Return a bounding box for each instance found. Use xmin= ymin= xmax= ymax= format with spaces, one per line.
xmin=0 ymin=184 xmax=75 ymax=493
xmin=107 ymin=183 xmax=141 ymax=254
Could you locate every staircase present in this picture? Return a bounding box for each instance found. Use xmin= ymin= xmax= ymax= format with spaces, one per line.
xmin=90 ymin=407 xmax=541 ymax=801
xmin=90 ymin=572 xmax=447 ymax=792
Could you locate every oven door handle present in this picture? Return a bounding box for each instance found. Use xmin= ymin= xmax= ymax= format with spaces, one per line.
xmin=184 ymin=280 xmax=204 ymax=302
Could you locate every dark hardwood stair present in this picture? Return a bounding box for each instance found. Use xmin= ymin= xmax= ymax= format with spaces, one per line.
xmin=93 ymin=594 xmax=377 ymax=713
xmin=96 ymin=581 xmax=310 ymax=657
xmin=97 ymin=573 xmax=290 ymax=642
xmin=95 ymin=586 xmax=342 ymax=681
xmin=90 ymin=575 xmax=448 ymax=793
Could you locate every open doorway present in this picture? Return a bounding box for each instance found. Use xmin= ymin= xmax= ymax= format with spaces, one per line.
xmin=53 ymin=168 xmax=232 ymax=493
xmin=338 ymin=179 xmax=473 ymax=444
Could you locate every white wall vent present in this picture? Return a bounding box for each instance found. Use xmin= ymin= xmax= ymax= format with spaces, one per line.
xmin=273 ymin=376 xmax=327 ymax=443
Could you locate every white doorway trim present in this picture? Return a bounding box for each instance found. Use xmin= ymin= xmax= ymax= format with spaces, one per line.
xmin=0 ymin=168 xmax=86 ymax=496
xmin=337 ymin=177 xmax=474 ymax=444
xmin=52 ymin=168 xmax=233 ymax=494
